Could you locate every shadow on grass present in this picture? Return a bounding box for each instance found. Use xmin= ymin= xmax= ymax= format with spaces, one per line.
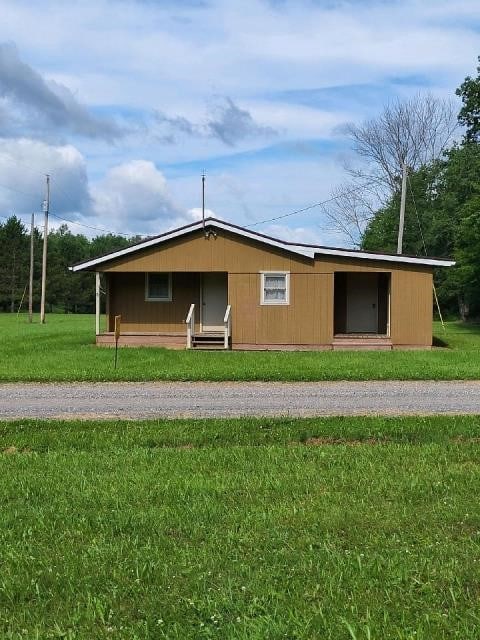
xmin=432 ymin=335 xmax=450 ymax=348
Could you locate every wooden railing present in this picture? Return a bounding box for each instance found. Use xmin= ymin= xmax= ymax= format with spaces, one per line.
xmin=185 ymin=303 xmax=195 ymax=349
xmin=223 ymin=304 xmax=232 ymax=349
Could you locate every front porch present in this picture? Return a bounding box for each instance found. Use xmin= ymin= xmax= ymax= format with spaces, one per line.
xmin=95 ymin=270 xmax=232 ymax=350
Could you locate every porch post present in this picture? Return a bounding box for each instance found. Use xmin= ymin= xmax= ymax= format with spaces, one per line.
xmin=95 ymin=271 xmax=100 ymax=336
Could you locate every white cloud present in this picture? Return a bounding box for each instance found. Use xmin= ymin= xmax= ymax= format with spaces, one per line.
xmin=91 ymin=160 xmax=189 ymax=235
xmin=188 ymin=207 xmax=217 ymax=221
xmin=0 ymin=138 xmax=90 ymax=221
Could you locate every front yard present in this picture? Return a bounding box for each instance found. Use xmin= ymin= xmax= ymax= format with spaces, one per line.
xmin=1 ymin=313 xmax=480 ymax=381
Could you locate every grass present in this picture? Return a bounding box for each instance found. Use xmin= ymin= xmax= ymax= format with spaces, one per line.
xmin=1 ymin=313 xmax=480 ymax=381
xmin=1 ymin=415 xmax=480 ymax=639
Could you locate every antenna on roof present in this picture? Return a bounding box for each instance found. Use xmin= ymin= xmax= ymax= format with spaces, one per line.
xmin=202 ymin=170 xmax=206 ymax=233
xmin=201 ymin=170 xmax=216 ymax=239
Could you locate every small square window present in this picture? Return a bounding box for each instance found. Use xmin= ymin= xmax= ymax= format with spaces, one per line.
xmin=260 ymin=272 xmax=290 ymax=305
xmin=145 ymin=272 xmax=172 ymax=301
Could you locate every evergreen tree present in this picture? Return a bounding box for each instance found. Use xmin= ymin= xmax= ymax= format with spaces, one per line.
xmin=0 ymin=216 xmax=30 ymax=312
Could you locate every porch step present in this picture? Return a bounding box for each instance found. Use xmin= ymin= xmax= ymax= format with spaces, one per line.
xmin=191 ymin=332 xmax=229 ymax=350
xmin=332 ymin=335 xmax=392 ymax=351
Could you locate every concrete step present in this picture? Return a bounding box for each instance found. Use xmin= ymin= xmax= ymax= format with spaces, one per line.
xmin=332 ymin=336 xmax=392 ymax=351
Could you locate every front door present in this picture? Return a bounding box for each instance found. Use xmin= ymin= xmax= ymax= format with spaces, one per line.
xmin=201 ymin=273 xmax=228 ymax=332
xmin=346 ymin=273 xmax=378 ymax=333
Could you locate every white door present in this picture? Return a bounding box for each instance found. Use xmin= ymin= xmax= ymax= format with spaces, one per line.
xmin=346 ymin=273 xmax=378 ymax=333
xmin=201 ymin=273 xmax=228 ymax=332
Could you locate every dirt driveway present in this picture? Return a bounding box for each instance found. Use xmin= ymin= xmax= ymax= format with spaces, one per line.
xmin=0 ymin=381 xmax=479 ymax=419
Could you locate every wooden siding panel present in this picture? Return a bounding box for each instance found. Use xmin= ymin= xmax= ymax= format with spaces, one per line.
xmin=109 ymin=272 xmax=200 ymax=333
xmin=234 ymin=273 xmax=332 ymax=345
xmin=229 ymin=273 xmax=256 ymax=344
xmin=103 ymin=231 xmax=309 ymax=274
xmin=390 ymin=271 xmax=433 ymax=345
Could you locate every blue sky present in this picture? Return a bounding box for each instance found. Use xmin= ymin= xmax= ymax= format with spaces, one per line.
xmin=0 ymin=0 xmax=478 ymax=244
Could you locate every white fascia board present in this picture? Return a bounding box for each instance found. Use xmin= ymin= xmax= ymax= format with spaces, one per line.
xmin=70 ymin=218 xmax=454 ymax=271
xmin=71 ymin=220 xmax=315 ymax=271
xmin=71 ymin=222 xmax=206 ymax=271
xmin=312 ymin=247 xmax=455 ymax=267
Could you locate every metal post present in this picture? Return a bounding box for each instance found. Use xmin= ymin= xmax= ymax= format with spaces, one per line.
xmin=40 ymin=174 xmax=50 ymax=323
xmin=202 ymin=172 xmax=206 ymax=234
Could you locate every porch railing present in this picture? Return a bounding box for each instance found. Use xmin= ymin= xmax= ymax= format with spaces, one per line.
xmin=224 ymin=304 xmax=232 ymax=349
xmin=185 ymin=303 xmax=195 ymax=349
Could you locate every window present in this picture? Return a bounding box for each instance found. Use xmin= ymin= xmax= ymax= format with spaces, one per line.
xmin=145 ymin=272 xmax=172 ymax=301
xmin=260 ymin=271 xmax=290 ymax=305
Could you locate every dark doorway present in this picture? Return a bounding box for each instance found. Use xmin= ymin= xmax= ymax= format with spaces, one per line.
xmin=334 ymin=272 xmax=390 ymax=335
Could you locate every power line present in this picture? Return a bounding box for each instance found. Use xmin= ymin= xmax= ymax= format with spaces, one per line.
xmin=0 ymin=151 xmax=377 ymax=237
xmin=0 ymin=153 xmax=381 ymax=239
xmin=245 ymin=181 xmax=376 ymax=228
xmin=0 ymin=181 xmax=135 ymax=238
xmin=49 ymin=212 xmax=133 ymax=237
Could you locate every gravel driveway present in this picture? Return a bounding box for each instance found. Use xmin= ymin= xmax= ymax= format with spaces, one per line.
xmin=0 ymin=381 xmax=479 ymax=419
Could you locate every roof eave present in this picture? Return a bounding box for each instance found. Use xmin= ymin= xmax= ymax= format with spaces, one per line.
xmin=313 ymin=248 xmax=455 ymax=267
xmin=70 ymin=218 xmax=455 ymax=271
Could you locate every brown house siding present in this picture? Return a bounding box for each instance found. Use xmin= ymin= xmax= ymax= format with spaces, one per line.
xmin=228 ymin=272 xmax=332 ymax=345
xmin=100 ymin=229 xmax=434 ymax=348
xmin=390 ymin=270 xmax=433 ymax=345
xmin=108 ymin=271 xmax=200 ymax=333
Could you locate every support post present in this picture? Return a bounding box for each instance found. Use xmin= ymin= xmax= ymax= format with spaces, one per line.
xmin=95 ymin=271 xmax=100 ymax=336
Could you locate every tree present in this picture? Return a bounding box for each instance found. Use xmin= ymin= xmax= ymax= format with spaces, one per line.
xmin=324 ymin=94 xmax=458 ymax=244
xmin=436 ymin=143 xmax=480 ymax=318
xmin=0 ymin=219 xmax=138 ymax=315
xmin=456 ymin=56 xmax=480 ymax=143
xmin=345 ymin=94 xmax=457 ymax=192
xmin=0 ymin=216 xmax=30 ymax=312
xmin=361 ymin=142 xmax=480 ymax=319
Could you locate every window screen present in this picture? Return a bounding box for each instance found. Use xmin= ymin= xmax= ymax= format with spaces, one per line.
xmin=261 ymin=272 xmax=289 ymax=304
xmin=146 ymin=273 xmax=171 ymax=301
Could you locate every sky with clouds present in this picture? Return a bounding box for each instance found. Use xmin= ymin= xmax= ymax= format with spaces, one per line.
xmin=0 ymin=0 xmax=478 ymax=244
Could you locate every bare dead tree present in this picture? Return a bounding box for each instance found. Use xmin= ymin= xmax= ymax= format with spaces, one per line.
xmin=324 ymin=93 xmax=458 ymax=244
xmin=321 ymin=183 xmax=378 ymax=247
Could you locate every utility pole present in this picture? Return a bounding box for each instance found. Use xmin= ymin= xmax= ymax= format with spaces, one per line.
xmin=28 ymin=213 xmax=34 ymax=323
xmin=397 ymin=162 xmax=407 ymax=255
xmin=40 ymin=174 xmax=50 ymax=324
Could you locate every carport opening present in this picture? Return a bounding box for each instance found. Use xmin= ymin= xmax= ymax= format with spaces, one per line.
xmin=334 ymin=272 xmax=390 ymax=335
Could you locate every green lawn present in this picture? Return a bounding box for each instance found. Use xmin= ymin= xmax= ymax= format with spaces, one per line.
xmin=1 ymin=313 xmax=480 ymax=381
xmin=1 ymin=416 xmax=480 ymax=639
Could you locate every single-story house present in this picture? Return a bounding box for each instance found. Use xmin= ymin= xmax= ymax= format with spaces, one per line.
xmin=71 ymin=217 xmax=454 ymax=350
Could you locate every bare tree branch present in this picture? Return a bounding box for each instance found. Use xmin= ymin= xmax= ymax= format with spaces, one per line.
xmin=326 ymin=93 xmax=458 ymax=245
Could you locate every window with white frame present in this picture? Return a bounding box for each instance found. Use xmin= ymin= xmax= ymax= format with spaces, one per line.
xmin=145 ymin=272 xmax=172 ymax=301
xmin=260 ymin=271 xmax=290 ymax=305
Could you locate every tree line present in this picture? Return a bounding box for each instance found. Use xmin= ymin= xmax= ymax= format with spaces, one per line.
xmin=0 ymin=219 xmax=137 ymax=313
